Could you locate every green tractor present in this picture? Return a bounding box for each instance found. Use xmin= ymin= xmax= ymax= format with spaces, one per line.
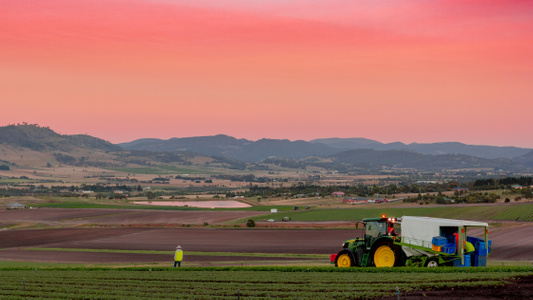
xmin=335 ymin=215 xmax=402 ymax=267
xmin=333 ymin=215 xmax=491 ymax=268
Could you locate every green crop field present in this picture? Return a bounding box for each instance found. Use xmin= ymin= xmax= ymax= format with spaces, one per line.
xmin=1 ymin=267 xmax=531 ymax=299
xmin=26 ymin=198 xmax=533 ymax=223
xmin=492 ymin=204 xmax=533 ymax=222
xmin=248 ymin=204 xmax=533 ymax=223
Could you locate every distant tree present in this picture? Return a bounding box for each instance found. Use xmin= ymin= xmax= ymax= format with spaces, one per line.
xmin=246 ymin=219 xmax=256 ymax=228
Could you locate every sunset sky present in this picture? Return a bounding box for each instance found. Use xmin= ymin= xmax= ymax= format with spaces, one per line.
xmin=1 ymin=0 xmax=532 ymax=147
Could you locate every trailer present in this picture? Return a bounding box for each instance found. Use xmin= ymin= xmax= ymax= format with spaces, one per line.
xmin=331 ymin=215 xmax=491 ymax=267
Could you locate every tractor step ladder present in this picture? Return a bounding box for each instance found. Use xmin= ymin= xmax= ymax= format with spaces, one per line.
xmin=361 ymin=253 xmax=370 ymax=267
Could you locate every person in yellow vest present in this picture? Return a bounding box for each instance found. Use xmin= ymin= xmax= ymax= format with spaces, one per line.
xmin=453 ymin=232 xmax=476 ymax=256
xmin=465 ymin=241 xmax=475 ymax=254
xmin=174 ymin=245 xmax=183 ymax=267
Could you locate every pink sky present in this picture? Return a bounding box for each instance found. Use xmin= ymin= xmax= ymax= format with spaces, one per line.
xmin=1 ymin=0 xmax=532 ymax=147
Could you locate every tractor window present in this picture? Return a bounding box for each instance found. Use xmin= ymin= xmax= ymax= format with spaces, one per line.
xmin=390 ymin=222 xmax=401 ymax=236
xmin=366 ymin=221 xmax=387 ymax=238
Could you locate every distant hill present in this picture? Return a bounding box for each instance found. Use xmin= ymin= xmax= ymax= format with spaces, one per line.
xmin=121 ymin=135 xmax=531 ymax=171
xmin=1 ymin=124 xmax=532 ymax=172
xmin=319 ymin=149 xmax=524 ymax=172
xmin=120 ymin=135 xmax=338 ymax=162
xmin=310 ymin=138 xmax=531 ymax=159
xmin=0 ymin=124 xmax=121 ymax=152
xmin=310 ymin=138 xmax=383 ymax=149
xmin=513 ymin=150 xmax=533 ymax=168
xmin=0 ymin=124 xmax=220 ymax=169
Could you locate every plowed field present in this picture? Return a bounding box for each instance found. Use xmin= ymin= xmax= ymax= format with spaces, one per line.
xmin=1 ymin=208 xmax=532 ymax=265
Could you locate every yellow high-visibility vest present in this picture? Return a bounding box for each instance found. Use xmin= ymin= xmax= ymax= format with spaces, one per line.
xmin=174 ymin=249 xmax=183 ymax=261
xmin=465 ymin=242 xmax=475 ymax=253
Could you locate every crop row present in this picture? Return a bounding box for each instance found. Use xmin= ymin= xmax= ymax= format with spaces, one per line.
xmin=1 ymin=268 xmax=531 ymax=299
xmin=4 ymin=265 xmax=532 ymax=273
xmin=263 ymin=204 xmax=533 ymax=223
xmin=492 ymin=204 xmax=533 ymax=222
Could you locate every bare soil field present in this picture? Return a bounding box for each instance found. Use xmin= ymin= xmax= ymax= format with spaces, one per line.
xmin=0 ymin=227 xmax=351 ymax=264
xmin=1 ymin=224 xmax=533 ymax=264
xmin=1 ymin=208 xmax=532 ymax=265
xmin=0 ymin=208 xmax=264 ymax=227
xmin=0 ymin=227 xmax=351 ymax=253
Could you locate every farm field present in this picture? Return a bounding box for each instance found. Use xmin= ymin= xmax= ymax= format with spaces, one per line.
xmin=1 ymin=204 xmax=533 ymax=265
xmin=1 ymin=267 xmax=532 ymax=299
xmin=0 ymin=207 xmax=265 ymax=228
xmin=11 ymin=200 xmax=533 ymax=224
xmin=1 ymin=202 xmax=533 ymax=298
xmin=0 ymin=227 xmax=352 ymax=265
xmin=245 ymin=203 xmax=533 ymax=223
xmin=1 ymin=223 xmax=533 ymax=265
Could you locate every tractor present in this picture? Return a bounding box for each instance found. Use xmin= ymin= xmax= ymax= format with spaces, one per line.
xmin=333 ymin=215 xmax=491 ymax=268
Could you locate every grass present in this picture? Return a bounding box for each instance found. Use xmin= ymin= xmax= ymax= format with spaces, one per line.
xmin=19 ymin=197 xmax=533 ymax=222
xmin=242 ymin=204 xmax=533 ymax=223
xmin=0 ymin=261 xmax=77 ymax=268
xmin=21 ymin=248 xmax=327 ymax=259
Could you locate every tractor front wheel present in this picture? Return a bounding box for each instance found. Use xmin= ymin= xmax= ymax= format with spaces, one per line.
xmin=373 ymin=245 xmax=396 ymax=267
xmin=335 ymin=252 xmax=354 ymax=267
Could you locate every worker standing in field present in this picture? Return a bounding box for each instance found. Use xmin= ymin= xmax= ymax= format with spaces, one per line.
xmin=174 ymin=245 xmax=183 ymax=267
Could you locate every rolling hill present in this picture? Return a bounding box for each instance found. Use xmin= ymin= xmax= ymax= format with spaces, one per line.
xmin=320 ymin=149 xmax=525 ymax=172
xmin=0 ymin=124 xmax=121 ymax=152
xmin=1 ymin=124 xmax=531 ymax=172
xmin=310 ymin=138 xmax=531 ymax=159
xmin=120 ymin=135 xmax=338 ymax=162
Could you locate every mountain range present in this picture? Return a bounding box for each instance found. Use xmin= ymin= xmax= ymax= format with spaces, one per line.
xmin=120 ymin=135 xmax=533 ymax=163
xmin=1 ymin=124 xmax=533 ymax=171
xmin=310 ymin=138 xmax=530 ymax=160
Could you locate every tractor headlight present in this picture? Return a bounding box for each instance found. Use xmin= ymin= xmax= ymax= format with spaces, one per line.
xmin=343 ymin=242 xmax=349 ymax=248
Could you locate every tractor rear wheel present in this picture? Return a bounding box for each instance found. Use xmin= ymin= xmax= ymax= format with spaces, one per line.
xmin=335 ymin=252 xmax=354 ymax=267
xmin=373 ymin=244 xmax=396 ymax=267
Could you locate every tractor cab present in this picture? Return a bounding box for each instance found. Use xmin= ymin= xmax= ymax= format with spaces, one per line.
xmin=363 ymin=216 xmax=401 ymax=249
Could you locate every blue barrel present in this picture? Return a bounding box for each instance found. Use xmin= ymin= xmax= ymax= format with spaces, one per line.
xmin=462 ymin=255 xmax=471 ymax=267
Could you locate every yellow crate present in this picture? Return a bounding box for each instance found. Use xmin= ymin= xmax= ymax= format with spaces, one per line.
xmin=432 ymin=245 xmax=442 ymax=251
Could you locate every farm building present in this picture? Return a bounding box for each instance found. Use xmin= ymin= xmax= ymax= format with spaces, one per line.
xmin=331 ymin=191 xmax=345 ymax=197
xmin=453 ymin=187 xmax=469 ymax=193
xmin=6 ymin=203 xmax=27 ymax=210
xmin=343 ymin=197 xmax=368 ymax=204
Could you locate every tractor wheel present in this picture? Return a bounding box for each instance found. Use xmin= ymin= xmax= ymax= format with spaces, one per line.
xmin=426 ymin=258 xmax=439 ymax=267
xmin=373 ymin=244 xmax=396 ymax=267
xmin=335 ymin=251 xmax=354 ymax=267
